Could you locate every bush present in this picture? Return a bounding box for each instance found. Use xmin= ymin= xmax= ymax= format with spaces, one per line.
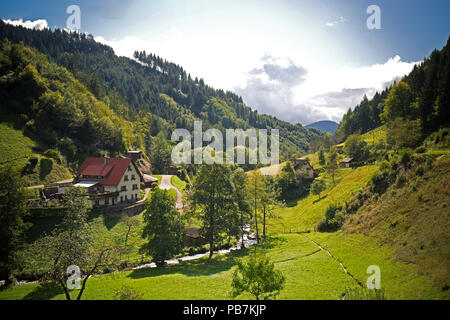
xmin=43 ymin=149 xmax=62 ymax=164
xmin=415 ymin=146 xmax=427 ymax=153
xmin=415 ymin=166 xmax=425 ymax=176
xmin=417 ymin=193 xmax=423 ymax=202
xmin=370 ymin=171 xmax=389 ymax=194
xmin=317 ymin=204 xmax=343 ymax=232
xmin=113 ymin=286 xmax=144 ymax=300
xmin=22 ymin=156 xmax=38 ymax=174
xmin=39 ymin=157 xmax=53 ymax=179
xmin=399 ymin=148 xmax=413 ymax=167
xmin=395 ymin=174 xmax=406 ymax=187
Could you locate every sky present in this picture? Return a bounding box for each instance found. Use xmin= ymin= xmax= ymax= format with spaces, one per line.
xmin=1 ymin=0 xmax=449 ymax=125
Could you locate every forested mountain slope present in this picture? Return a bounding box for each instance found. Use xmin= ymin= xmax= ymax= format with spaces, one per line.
xmin=0 ymin=21 xmax=322 ymax=159
xmin=336 ymin=36 xmax=450 ymax=142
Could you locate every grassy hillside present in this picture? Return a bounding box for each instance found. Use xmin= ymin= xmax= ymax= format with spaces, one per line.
xmin=268 ymin=165 xmax=379 ymax=233
xmin=0 ymin=113 xmax=72 ymax=186
xmin=344 ymin=154 xmax=450 ymax=291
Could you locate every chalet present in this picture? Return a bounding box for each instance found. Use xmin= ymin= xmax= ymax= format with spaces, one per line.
xmin=291 ymin=158 xmax=314 ymax=180
xmin=340 ymin=157 xmax=354 ymax=168
xmin=74 ymin=157 xmax=142 ymax=207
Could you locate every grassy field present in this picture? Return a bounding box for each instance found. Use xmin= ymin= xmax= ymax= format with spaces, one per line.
xmin=360 ymin=125 xmax=387 ymax=145
xmin=0 ymin=234 xmax=355 ymax=300
xmin=308 ymin=232 xmax=448 ymax=299
xmin=268 ymin=165 xmax=379 ymax=233
xmin=1 ymin=230 xmax=445 ymax=300
xmin=0 ymin=116 xmax=72 ymax=186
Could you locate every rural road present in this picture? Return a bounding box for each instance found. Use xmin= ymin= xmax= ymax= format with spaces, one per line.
xmin=158 ymin=175 xmax=184 ymax=213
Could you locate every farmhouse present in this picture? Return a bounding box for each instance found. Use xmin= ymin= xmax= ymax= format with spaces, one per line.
xmin=74 ymin=157 xmax=143 ymax=207
xmin=340 ymin=157 xmax=354 ymax=168
xmin=291 ymin=158 xmax=314 ymax=180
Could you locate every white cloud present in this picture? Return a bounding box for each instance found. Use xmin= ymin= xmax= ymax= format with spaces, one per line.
xmin=2 ymin=18 xmax=48 ymax=30
xmin=325 ymin=16 xmax=346 ymax=27
xmin=95 ymin=32 xmax=420 ymax=125
xmin=236 ymin=54 xmax=420 ymax=125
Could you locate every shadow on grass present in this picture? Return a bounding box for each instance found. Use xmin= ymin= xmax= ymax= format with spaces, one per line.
xmin=312 ymin=194 xmax=328 ymax=204
xmin=258 ymin=236 xmax=288 ymax=250
xmin=23 ymin=282 xmax=63 ymax=300
xmin=128 ymin=247 xmax=250 ymax=280
xmin=87 ymin=209 xmax=120 ymax=231
xmin=102 ymin=215 xmax=120 ymax=231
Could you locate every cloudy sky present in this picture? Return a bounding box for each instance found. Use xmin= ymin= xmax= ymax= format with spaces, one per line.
xmin=2 ymin=0 xmax=449 ymax=125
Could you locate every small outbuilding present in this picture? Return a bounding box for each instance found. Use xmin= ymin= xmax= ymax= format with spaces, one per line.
xmin=340 ymin=157 xmax=354 ymax=168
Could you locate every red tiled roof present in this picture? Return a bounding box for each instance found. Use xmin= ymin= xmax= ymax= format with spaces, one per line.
xmin=77 ymin=158 xmax=133 ymax=186
xmin=79 ymin=164 xmax=113 ymax=176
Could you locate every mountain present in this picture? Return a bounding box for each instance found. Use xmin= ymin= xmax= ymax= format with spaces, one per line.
xmin=305 ymin=120 xmax=339 ymax=134
xmin=0 ymin=21 xmax=324 ymax=164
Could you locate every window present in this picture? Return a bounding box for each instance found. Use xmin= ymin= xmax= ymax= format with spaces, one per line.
xmin=125 ymin=195 xmax=128 ymax=201
xmin=120 ymin=196 xmax=123 ymax=203
xmin=132 ymin=184 xmax=138 ymax=190
xmin=135 ymin=193 xmax=138 ymax=199
xmin=121 ymin=186 xmax=127 ymax=192
xmin=105 ymin=198 xmax=109 ymax=205
xmin=128 ymin=165 xmax=132 ymax=172
xmin=131 ymin=174 xmax=135 ymax=180
xmin=124 ymin=175 xmax=129 ymax=181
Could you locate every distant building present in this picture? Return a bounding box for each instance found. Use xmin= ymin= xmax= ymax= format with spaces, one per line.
xmin=74 ymin=157 xmax=142 ymax=206
xmin=142 ymin=174 xmax=158 ymax=188
xmin=126 ymin=150 xmax=143 ymax=162
xmin=291 ymin=158 xmax=314 ymax=180
xmin=340 ymin=157 xmax=354 ymax=168
xmin=168 ymin=166 xmax=180 ymax=175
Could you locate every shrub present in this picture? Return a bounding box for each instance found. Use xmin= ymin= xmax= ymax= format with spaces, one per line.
xmin=417 ymin=193 xmax=423 ymax=202
xmin=415 ymin=166 xmax=425 ymax=176
xmin=399 ymin=148 xmax=413 ymax=167
xmin=317 ymin=204 xmax=343 ymax=232
xmin=395 ymin=174 xmax=406 ymax=187
xmin=39 ymin=157 xmax=53 ymax=179
xmin=415 ymin=146 xmax=427 ymax=153
xmin=43 ymin=149 xmax=62 ymax=164
xmin=370 ymin=171 xmax=389 ymax=194
xmin=22 ymin=156 xmax=38 ymax=174
xmin=113 ymin=286 xmax=144 ymax=300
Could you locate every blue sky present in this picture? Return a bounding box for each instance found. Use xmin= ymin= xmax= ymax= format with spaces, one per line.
xmin=2 ymin=0 xmax=449 ymax=124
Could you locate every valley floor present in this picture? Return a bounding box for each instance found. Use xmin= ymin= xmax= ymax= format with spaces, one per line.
xmin=0 ymin=231 xmax=446 ymax=300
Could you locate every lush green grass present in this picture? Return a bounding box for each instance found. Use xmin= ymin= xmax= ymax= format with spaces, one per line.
xmin=268 ymin=165 xmax=379 ymax=233
xmin=0 ymin=234 xmax=357 ymax=300
xmin=360 ymin=125 xmax=387 ymax=145
xmin=0 ymin=120 xmax=37 ymax=165
xmin=308 ymin=232 xmax=448 ymax=299
xmin=151 ymin=175 xmax=162 ymax=186
xmin=0 ymin=117 xmax=72 ymax=186
xmin=2 ymin=231 xmax=445 ymax=300
xmin=337 ymin=125 xmax=387 ymax=149
xmin=344 ymin=155 xmax=450 ymax=291
xmin=171 ymin=175 xmax=187 ymax=202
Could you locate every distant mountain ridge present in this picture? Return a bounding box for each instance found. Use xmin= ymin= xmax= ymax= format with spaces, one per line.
xmin=305 ymin=120 xmax=339 ymax=134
